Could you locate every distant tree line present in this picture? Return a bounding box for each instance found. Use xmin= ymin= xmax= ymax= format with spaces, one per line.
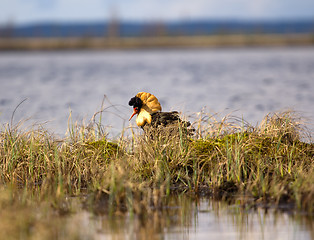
xmin=1 ymin=20 xmax=314 ymax=38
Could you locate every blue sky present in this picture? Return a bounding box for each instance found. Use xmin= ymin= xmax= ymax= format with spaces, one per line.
xmin=2 ymin=0 xmax=314 ymax=25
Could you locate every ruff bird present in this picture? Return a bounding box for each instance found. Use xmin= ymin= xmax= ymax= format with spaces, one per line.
xmin=128 ymin=92 xmax=193 ymax=136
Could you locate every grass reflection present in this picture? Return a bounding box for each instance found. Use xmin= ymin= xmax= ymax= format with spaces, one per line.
xmin=0 ymin=189 xmax=312 ymax=240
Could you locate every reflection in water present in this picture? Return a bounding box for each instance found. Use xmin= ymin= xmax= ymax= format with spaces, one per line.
xmin=69 ymin=195 xmax=312 ymax=240
xmin=1 ymin=193 xmax=311 ymax=239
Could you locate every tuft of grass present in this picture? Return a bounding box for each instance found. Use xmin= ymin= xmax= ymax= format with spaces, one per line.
xmin=0 ymin=110 xmax=313 ymax=215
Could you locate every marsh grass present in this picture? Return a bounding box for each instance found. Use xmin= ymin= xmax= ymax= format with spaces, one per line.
xmin=0 ymin=110 xmax=313 ymax=217
xmin=1 ymin=34 xmax=314 ymax=51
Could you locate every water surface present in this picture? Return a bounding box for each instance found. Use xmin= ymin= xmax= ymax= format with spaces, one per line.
xmin=0 ymin=47 xmax=313 ymax=136
xmin=50 ymin=195 xmax=313 ymax=240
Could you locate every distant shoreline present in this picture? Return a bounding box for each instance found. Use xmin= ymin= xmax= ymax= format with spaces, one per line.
xmin=0 ymin=33 xmax=313 ymax=51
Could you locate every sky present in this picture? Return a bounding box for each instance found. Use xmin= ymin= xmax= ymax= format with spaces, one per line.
xmin=1 ymin=0 xmax=314 ymax=25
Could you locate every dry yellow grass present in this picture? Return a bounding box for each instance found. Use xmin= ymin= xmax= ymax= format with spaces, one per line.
xmin=0 ymin=110 xmax=313 ymax=213
xmin=0 ymin=34 xmax=313 ymax=50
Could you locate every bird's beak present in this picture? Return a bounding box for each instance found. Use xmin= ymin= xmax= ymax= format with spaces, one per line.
xmin=129 ymin=108 xmax=138 ymax=121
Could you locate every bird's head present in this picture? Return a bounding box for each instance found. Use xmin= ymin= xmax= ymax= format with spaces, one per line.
xmin=128 ymin=92 xmax=162 ymax=125
xmin=128 ymin=95 xmax=143 ymax=121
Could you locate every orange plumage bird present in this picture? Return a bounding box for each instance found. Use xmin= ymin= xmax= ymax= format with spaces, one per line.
xmin=128 ymin=92 xmax=193 ymax=135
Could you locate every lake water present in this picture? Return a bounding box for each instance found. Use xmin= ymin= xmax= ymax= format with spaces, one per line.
xmin=49 ymin=195 xmax=313 ymax=240
xmin=0 ymin=47 xmax=313 ymax=239
xmin=0 ymin=47 xmax=313 ymax=137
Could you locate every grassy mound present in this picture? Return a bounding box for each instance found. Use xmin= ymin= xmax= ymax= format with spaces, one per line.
xmin=0 ymin=111 xmax=313 ymax=213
